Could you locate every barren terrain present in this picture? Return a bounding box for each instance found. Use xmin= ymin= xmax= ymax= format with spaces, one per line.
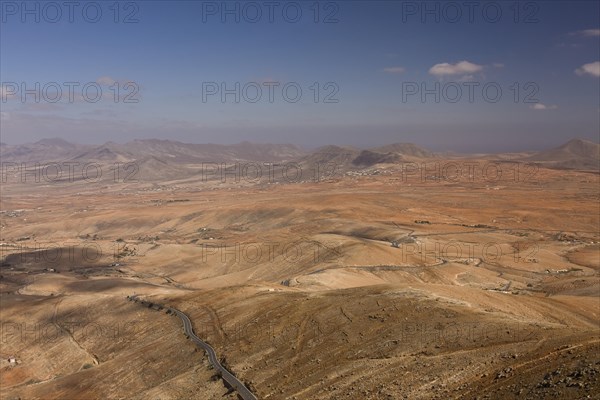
xmin=1 ymin=140 xmax=599 ymax=399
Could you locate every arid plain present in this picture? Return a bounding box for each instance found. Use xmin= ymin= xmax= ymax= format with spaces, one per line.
xmin=1 ymin=138 xmax=599 ymax=399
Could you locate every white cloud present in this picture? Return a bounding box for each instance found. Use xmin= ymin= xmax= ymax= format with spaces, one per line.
xmin=96 ymin=76 xmax=117 ymax=86
xmin=457 ymin=75 xmax=475 ymax=82
xmin=575 ymin=61 xmax=600 ymax=77
xmin=530 ymin=103 xmax=558 ymax=110
xmin=570 ymin=29 xmax=600 ymax=37
xmin=383 ymin=67 xmax=406 ymax=74
xmin=429 ymin=61 xmax=483 ymax=77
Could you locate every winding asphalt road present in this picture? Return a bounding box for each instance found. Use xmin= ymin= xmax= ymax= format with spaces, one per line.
xmin=129 ymin=296 xmax=258 ymax=400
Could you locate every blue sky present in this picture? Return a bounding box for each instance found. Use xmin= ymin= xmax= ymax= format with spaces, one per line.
xmin=0 ymin=0 xmax=599 ymax=151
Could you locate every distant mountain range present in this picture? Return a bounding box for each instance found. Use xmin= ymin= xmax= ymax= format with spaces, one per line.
xmin=1 ymin=138 xmax=598 ymax=176
xmin=0 ymin=138 xmax=306 ymax=164
xmin=0 ymin=138 xmax=436 ymax=165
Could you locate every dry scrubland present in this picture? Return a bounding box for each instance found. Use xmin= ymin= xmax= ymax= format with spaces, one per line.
xmin=1 ymin=158 xmax=599 ymax=399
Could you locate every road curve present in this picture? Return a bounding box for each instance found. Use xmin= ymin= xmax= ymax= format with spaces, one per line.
xmin=128 ymin=296 xmax=258 ymax=400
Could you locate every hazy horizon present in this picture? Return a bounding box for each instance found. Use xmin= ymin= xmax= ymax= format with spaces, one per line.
xmin=1 ymin=1 xmax=599 ymax=152
xmin=1 ymin=135 xmax=599 ymax=155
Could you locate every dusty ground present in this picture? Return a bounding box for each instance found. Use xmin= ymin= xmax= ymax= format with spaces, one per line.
xmin=1 ymin=161 xmax=598 ymax=399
